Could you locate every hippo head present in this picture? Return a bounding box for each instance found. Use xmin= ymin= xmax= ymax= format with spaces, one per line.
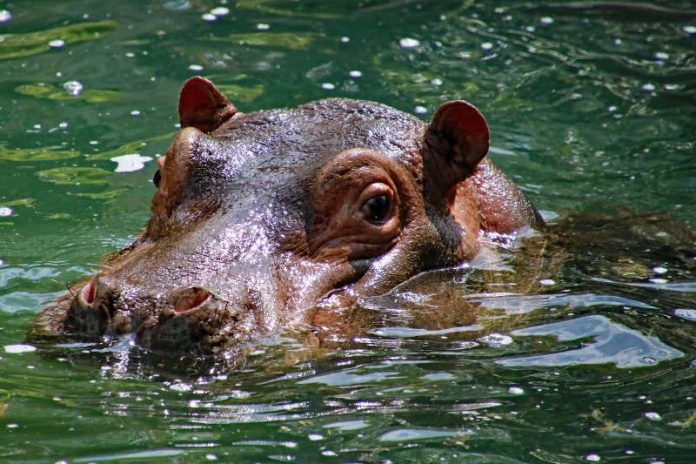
xmin=33 ymin=77 xmax=536 ymax=361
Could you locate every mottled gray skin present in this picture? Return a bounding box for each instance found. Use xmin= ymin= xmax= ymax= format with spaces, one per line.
xmin=31 ymin=79 xmax=538 ymax=362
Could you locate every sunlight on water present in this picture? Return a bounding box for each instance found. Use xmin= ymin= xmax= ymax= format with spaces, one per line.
xmin=1 ymin=0 xmax=695 ymax=462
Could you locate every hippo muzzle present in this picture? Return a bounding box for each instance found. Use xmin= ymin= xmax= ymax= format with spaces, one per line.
xmin=32 ymin=77 xmax=540 ymax=361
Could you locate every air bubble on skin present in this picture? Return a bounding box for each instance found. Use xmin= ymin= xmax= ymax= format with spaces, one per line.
xmin=63 ymin=80 xmax=83 ymax=96
xmin=399 ymin=38 xmax=420 ymax=49
xmin=0 ymin=9 xmax=11 ymax=23
xmin=0 ymin=207 xmax=13 ymax=217
xmin=49 ymin=39 xmax=66 ymax=48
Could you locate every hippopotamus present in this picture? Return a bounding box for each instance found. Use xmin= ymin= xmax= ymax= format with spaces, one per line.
xmin=31 ymin=77 xmax=540 ymax=362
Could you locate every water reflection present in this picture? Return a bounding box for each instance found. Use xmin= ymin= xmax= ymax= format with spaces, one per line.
xmin=500 ymin=315 xmax=683 ymax=368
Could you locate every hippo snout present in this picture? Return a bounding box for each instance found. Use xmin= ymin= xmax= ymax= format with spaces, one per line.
xmin=66 ymin=278 xmax=246 ymax=354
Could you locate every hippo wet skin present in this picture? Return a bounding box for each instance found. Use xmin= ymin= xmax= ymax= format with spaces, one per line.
xmin=31 ymin=77 xmax=539 ymax=362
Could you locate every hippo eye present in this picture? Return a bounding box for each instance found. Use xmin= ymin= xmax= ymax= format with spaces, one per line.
xmin=361 ymin=194 xmax=392 ymax=223
xmin=153 ymin=169 xmax=161 ymax=188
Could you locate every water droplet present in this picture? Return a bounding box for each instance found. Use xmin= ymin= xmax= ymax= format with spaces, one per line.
xmin=509 ymin=386 xmax=524 ymax=395
xmin=349 ymin=70 xmax=362 ymax=78
xmin=478 ymin=333 xmax=513 ymax=348
xmin=480 ymin=42 xmax=494 ymax=51
xmin=540 ymin=16 xmax=554 ymax=25
xmin=4 ymin=344 xmax=37 ymax=354
xmin=321 ymin=83 xmax=335 ymax=90
xmin=675 ymin=309 xmax=696 ymax=322
xmin=0 ymin=9 xmax=12 ymax=23
xmin=111 ymin=154 xmax=153 ymax=173
xmin=210 ymin=7 xmax=229 ymax=16
xmin=414 ymin=106 xmax=427 ymax=114
xmin=585 ymin=453 xmax=601 ymax=462
xmin=683 ymin=25 xmax=696 ymax=35
xmin=642 ymin=83 xmax=656 ymax=92
xmin=0 ymin=207 xmax=13 ymax=217
xmin=63 ymin=80 xmax=83 ymax=96
xmin=399 ymin=38 xmax=420 ymax=49
xmin=48 ymin=39 xmax=66 ymax=48
xmin=540 ymin=278 xmax=555 ymax=286
xmin=644 ymin=411 xmax=662 ymax=421
xmin=189 ymin=64 xmax=204 ymax=72
xmin=257 ymin=23 xmax=270 ymax=31
xmin=170 ymin=382 xmax=192 ymax=392
xmin=202 ymin=13 xmax=216 ymax=22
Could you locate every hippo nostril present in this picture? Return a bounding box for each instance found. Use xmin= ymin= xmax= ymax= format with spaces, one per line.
xmin=78 ymin=279 xmax=97 ymax=306
xmin=173 ymin=287 xmax=211 ymax=313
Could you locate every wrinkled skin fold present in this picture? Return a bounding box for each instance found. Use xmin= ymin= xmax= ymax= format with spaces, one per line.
xmin=31 ymin=77 xmax=540 ymax=363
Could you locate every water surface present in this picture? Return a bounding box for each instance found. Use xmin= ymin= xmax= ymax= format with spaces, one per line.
xmin=1 ymin=1 xmax=695 ymax=462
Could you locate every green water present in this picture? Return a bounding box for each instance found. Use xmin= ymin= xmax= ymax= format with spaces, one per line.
xmin=1 ymin=1 xmax=695 ymax=462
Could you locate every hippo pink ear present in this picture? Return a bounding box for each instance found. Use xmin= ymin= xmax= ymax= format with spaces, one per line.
xmin=425 ymin=100 xmax=489 ymax=178
xmin=178 ymin=76 xmax=238 ymax=133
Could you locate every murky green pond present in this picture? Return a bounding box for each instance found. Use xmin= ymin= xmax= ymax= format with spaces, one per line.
xmin=1 ymin=1 xmax=695 ymax=462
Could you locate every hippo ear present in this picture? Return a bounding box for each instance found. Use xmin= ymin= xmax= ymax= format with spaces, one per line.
xmin=423 ymin=100 xmax=489 ymax=193
xmin=178 ymin=76 xmax=238 ymax=133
